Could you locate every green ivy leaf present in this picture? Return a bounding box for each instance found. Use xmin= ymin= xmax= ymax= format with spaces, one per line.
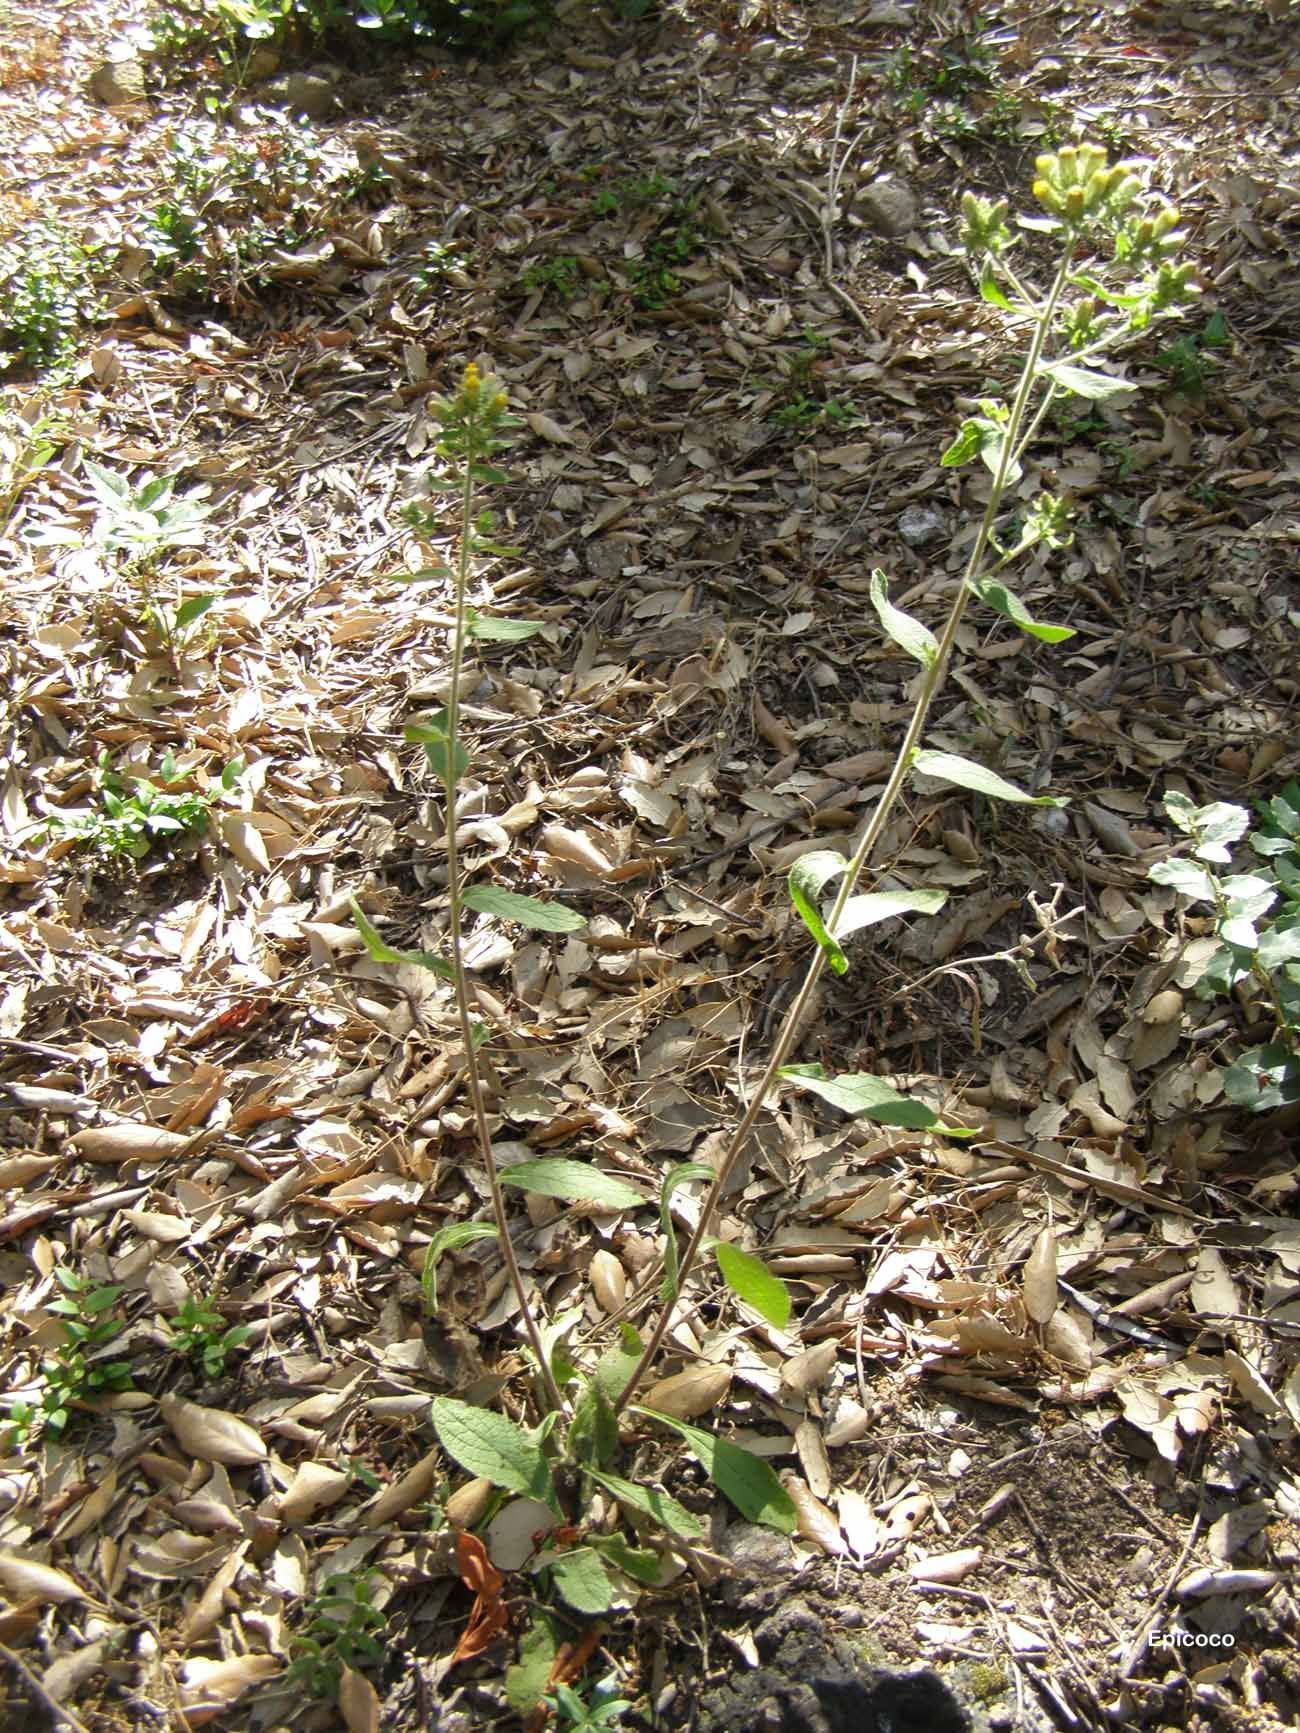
xmin=970 ymin=579 xmax=1074 ymax=644
xmin=421 ymin=1221 xmax=499 ymax=1314
xmin=787 ymin=851 xmax=850 ymax=976
xmin=870 ymin=569 xmax=939 ymax=668
xmin=633 ymin=1410 xmax=796 ymax=1533
xmin=1222 ymin=1043 xmax=1300 ymax=1113
xmin=500 ymin=1158 xmax=646 ymax=1210
xmin=778 ymin=1063 xmax=973 ymax=1135
xmin=911 ymin=749 xmax=1069 ymax=807
xmin=430 ymin=1396 xmax=555 ymax=1505
xmin=461 ymin=885 xmax=585 ymax=931
xmin=712 ymin=1242 xmax=791 ymax=1330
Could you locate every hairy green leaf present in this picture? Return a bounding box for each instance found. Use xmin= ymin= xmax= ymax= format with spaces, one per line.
xmin=461 ymin=885 xmax=585 ymax=931
xmin=587 ymin=1469 xmax=704 ymax=1540
xmin=633 ymin=1411 xmax=796 ymax=1532
xmin=713 ymin=1241 xmax=791 ymax=1330
xmin=466 ymin=614 xmax=545 ymax=642
xmin=971 ymin=579 xmax=1074 ymax=644
xmin=430 ymin=1396 xmax=554 ymax=1504
xmin=547 ymin=1547 xmax=614 ymax=1613
xmin=832 ymin=888 xmax=947 ymax=940
xmin=870 ymin=569 xmax=939 ymax=668
xmin=350 ymin=900 xmax=454 ymax=981
xmin=422 ymin=1221 xmax=499 ymax=1314
xmin=778 ymin=1063 xmax=973 ymax=1135
xmin=505 ymin=1612 xmax=560 ymax=1717
xmin=405 ymin=712 xmax=469 ymax=788
xmin=787 ymin=851 xmax=851 ymax=975
xmin=911 ymin=750 xmax=1069 ymax=807
xmin=500 ymin=1158 xmax=646 ymax=1210
xmin=1039 ymin=360 xmax=1137 ymax=403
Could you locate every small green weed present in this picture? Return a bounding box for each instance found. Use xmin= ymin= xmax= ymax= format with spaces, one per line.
xmin=522 ymin=254 xmax=582 ymax=303
xmin=83 ymin=459 xmax=222 ymax=658
xmin=286 ymin=1571 xmax=387 ymax=1699
xmin=769 ymin=329 xmax=862 ymax=432
xmin=3 ymin=1267 xmax=132 ymax=1447
xmin=0 ymin=401 xmax=65 ymax=527
xmin=44 ymin=753 xmax=243 ymax=861
xmin=0 ymin=224 xmax=102 ymax=374
xmin=1154 ymin=310 xmax=1230 ymax=397
xmin=168 ymin=1296 xmax=253 ymax=1378
xmin=1150 ymin=784 xmax=1300 ymax=1112
xmin=415 ymin=238 xmax=471 ymax=288
xmin=547 ymin=1674 xmax=634 ymax=1732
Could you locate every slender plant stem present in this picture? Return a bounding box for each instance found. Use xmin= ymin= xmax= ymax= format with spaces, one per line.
xmin=614 ymin=245 xmax=1077 ymax=1416
xmin=443 ymin=459 xmax=565 ymax=1417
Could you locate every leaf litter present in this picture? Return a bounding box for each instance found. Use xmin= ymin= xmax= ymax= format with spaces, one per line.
xmin=1 ymin=0 xmax=1300 ymax=1728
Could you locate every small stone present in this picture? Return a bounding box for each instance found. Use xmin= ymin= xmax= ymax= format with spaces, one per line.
xmin=858 ymin=178 xmax=919 ymax=237
xmin=284 ymin=71 xmax=338 ymax=120
xmin=898 ymin=503 xmax=946 ymax=546
xmin=244 ymin=46 xmax=281 ymax=82
xmin=91 ymin=55 xmax=146 ymax=106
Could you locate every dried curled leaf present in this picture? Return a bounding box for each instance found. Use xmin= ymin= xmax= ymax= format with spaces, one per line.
xmin=0 ymin=1553 xmax=85 ymax=1604
xmin=781 ymin=1473 xmax=845 ymax=1556
xmin=161 ymin=1393 xmax=268 ymax=1466
xmin=277 ymin=1461 xmax=351 ymax=1524
xmin=642 ymin=1364 xmax=732 ymax=1421
xmin=589 ymin=1248 xmax=628 ymax=1314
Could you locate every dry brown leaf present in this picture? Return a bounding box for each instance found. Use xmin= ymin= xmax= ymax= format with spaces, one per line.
xmin=363 ymin=1450 xmax=442 ymax=1524
xmin=0 ymin=1554 xmax=85 ymax=1604
xmin=179 ymin=1655 xmax=280 ymax=1720
xmin=781 ymin=1473 xmax=845 ymax=1556
xmin=1022 ymin=1227 xmax=1058 ymax=1326
xmin=910 ymin=1547 xmax=983 ymax=1585
xmin=642 ymin=1364 xmax=732 ymax=1420
xmin=837 ymin=1487 xmax=882 ymax=1562
xmin=277 ymin=1461 xmax=351 ymax=1523
xmin=779 ymin=1342 xmax=838 ymax=1401
xmin=67 ymin=1123 xmax=192 ymax=1162
xmin=339 ymin=1665 xmax=382 ymax=1733
xmin=540 ymin=824 xmax=613 ymax=875
xmin=161 ymin=1393 xmax=269 ymax=1466
xmin=589 ymin=1248 xmax=628 ymax=1314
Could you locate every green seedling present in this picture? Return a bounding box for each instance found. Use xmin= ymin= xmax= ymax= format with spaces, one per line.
xmin=547 ymin=1674 xmax=634 ymax=1732
xmin=1149 ymin=783 xmax=1300 ymax=1112
xmin=3 ymin=1267 xmax=132 ymax=1447
xmin=356 ymin=146 xmax=1194 ymax=1713
xmin=286 ymin=1571 xmax=387 ymax=1699
xmin=168 ymin=1296 xmax=254 ymax=1378
xmin=1154 ymin=310 xmax=1229 ymax=397
xmin=0 ymin=402 xmax=65 ymax=527
xmin=0 ymin=223 xmax=101 ymax=374
xmin=44 ymin=752 xmax=244 ymax=861
xmin=522 ymin=254 xmax=582 ymax=303
xmin=83 ymin=459 xmax=220 ymax=659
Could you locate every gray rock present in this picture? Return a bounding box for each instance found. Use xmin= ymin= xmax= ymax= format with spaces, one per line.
xmin=91 ymin=55 xmax=146 ymax=106
xmin=898 ymin=503 xmax=946 ymax=546
xmin=718 ymin=1521 xmax=798 ymax=1579
xmin=857 ymin=178 xmax=919 ymax=238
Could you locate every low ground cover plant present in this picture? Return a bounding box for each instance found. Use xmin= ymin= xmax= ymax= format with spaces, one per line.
xmin=340 ymin=144 xmax=1199 ymax=1715
xmin=0 ymin=222 xmax=101 ymax=374
xmin=43 ymin=752 xmax=244 ymax=861
xmin=2 ymin=1267 xmax=132 ymax=1447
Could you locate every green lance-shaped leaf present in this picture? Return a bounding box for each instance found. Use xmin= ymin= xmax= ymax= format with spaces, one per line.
xmin=970 ymin=578 xmax=1075 ymax=644
xmin=430 ymin=1395 xmax=556 ymax=1505
xmin=659 ymin=1161 xmax=715 ymax=1303
xmin=547 ymin=1548 xmax=614 ymax=1614
xmin=1037 ymin=359 xmax=1137 ymax=404
xmin=461 ymin=884 xmax=586 ymax=932
xmin=350 ymin=899 xmax=454 ymax=981
xmin=422 ymin=1221 xmax=500 ymax=1314
xmin=389 ymin=564 xmax=454 ymax=586
xmin=870 ymin=570 xmax=939 ymax=668
xmin=911 ymin=749 xmax=1069 ymax=808
xmin=586 ymin=1468 xmax=704 ymax=1540
xmin=466 ymin=612 xmax=545 ymax=642
xmin=592 ymin=1533 xmax=663 ymax=1585
xmin=500 ymin=1158 xmax=647 ymax=1211
xmin=712 ymin=1241 xmax=791 ymax=1331
xmin=778 ymin=1063 xmax=974 ymax=1136
xmin=632 ymin=1410 xmax=796 ymax=1533
xmin=787 ymin=850 xmax=850 ymax=975
xmin=832 ymin=887 xmax=948 ymax=941
xmin=174 ymin=593 xmax=218 ymax=632
xmin=405 ymin=711 xmax=469 ymax=788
